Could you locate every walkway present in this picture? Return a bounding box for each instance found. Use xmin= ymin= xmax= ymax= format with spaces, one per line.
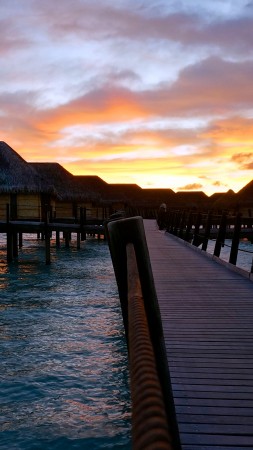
xmin=144 ymin=220 xmax=253 ymax=450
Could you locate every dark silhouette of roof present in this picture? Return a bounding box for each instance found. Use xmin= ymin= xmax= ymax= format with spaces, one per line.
xmin=175 ymin=191 xmax=209 ymax=209
xmin=237 ymin=180 xmax=253 ymax=205
xmin=210 ymin=189 xmax=236 ymax=210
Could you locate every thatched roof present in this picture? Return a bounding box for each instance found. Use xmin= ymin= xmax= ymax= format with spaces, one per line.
xmin=74 ymin=176 xmax=107 ymax=202
xmin=30 ymin=163 xmax=98 ymax=201
xmin=75 ymin=175 xmax=108 ymax=190
xmin=139 ymin=188 xmax=176 ymax=208
xmin=75 ymin=177 xmax=144 ymax=205
xmin=210 ymin=189 xmax=236 ymax=210
xmin=236 ymin=180 xmax=253 ymax=206
xmin=105 ymin=183 xmax=143 ymax=204
xmin=0 ymin=141 xmax=47 ymax=193
xmin=174 ymin=191 xmax=209 ymax=209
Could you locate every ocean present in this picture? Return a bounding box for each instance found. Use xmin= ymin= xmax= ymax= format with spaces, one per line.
xmin=206 ymin=238 xmax=253 ymax=273
xmin=0 ymin=233 xmax=131 ymax=450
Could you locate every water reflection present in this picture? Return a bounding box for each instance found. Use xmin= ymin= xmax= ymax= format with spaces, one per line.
xmin=0 ymin=236 xmax=131 ymax=449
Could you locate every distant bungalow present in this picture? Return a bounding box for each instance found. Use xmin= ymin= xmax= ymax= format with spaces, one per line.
xmin=0 ymin=141 xmax=253 ymax=220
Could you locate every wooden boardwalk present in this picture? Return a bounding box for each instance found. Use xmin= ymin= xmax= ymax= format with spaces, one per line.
xmin=144 ymin=219 xmax=253 ymax=450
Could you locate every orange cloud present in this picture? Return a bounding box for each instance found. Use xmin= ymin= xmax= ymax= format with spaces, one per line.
xmin=178 ymin=183 xmax=203 ymax=191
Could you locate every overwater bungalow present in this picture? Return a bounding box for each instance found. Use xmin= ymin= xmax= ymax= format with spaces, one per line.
xmin=209 ymin=189 xmax=236 ymax=214
xmin=30 ymin=164 xmax=99 ymax=222
xmin=0 ymin=141 xmax=53 ymax=221
xmin=174 ymin=190 xmax=209 ymax=210
xmin=75 ymin=177 xmax=146 ymax=217
xmin=137 ymin=188 xmax=176 ymax=208
xmin=74 ymin=176 xmax=112 ymax=220
xmin=234 ymin=181 xmax=253 ymax=217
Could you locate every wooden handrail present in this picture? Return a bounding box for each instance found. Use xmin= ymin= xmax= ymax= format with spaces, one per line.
xmin=106 ymin=216 xmax=181 ymax=450
xmin=163 ymin=209 xmax=253 ymax=272
xmin=127 ymin=243 xmax=174 ymax=449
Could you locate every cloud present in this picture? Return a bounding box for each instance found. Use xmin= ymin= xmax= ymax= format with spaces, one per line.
xmin=231 ymin=152 xmax=253 ymax=170
xmin=20 ymin=56 xmax=253 ymax=142
xmin=177 ymin=183 xmax=203 ymax=191
xmin=1 ymin=0 xmax=253 ymax=195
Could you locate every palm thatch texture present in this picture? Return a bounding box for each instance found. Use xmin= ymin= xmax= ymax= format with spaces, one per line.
xmin=0 ymin=141 xmax=49 ymax=193
xmin=30 ymin=163 xmax=98 ymax=202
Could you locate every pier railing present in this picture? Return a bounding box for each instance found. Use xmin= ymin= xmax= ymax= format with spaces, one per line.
xmin=106 ymin=216 xmax=181 ymax=450
xmin=161 ymin=209 xmax=253 ymax=273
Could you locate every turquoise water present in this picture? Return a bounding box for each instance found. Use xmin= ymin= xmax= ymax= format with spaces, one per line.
xmin=0 ymin=234 xmax=131 ymax=449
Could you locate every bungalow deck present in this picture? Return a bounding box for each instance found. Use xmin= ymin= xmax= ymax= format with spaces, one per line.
xmin=144 ymin=219 xmax=253 ymax=449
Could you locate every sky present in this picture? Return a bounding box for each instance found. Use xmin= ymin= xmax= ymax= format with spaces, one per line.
xmin=1 ymin=0 xmax=253 ymax=195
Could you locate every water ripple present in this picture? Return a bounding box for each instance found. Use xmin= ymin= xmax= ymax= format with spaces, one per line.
xmin=0 ymin=236 xmax=131 ymax=449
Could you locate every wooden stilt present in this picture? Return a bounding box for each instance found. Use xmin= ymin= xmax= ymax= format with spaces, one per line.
xmin=77 ymin=232 xmax=81 ymax=249
xmin=81 ymin=231 xmax=86 ymax=241
xmin=56 ymin=231 xmax=60 ymax=248
xmin=7 ymin=230 xmax=13 ymax=263
xmin=65 ymin=232 xmax=70 ymax=248
xmin=13 ymin=233 xmax=18 ymax=257
xmin=45 ymin=231 xmax=51 ymax=265
xmin=19 ymin=232 xmax=23 ymax=248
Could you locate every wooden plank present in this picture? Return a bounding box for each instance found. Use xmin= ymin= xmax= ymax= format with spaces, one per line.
xmin=143 ymin=220 xmax=253 ymax=448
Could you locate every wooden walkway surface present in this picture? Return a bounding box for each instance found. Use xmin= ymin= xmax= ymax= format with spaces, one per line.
xmin=144 ymin=219 xmax=253 ymax=450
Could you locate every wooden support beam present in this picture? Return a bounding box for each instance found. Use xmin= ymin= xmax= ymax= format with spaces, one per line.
xmin=56 ymin=231 xmax=60 ymax=248
xmin=19 ymin=232 xmax=23 ymax=249
xmin=13 ymin=233 xmax=18 ymax=257
xmin=45 ymin=231 xmax=51 ymax=265
xmin=7 ymin=230 xmax=13 ymax=263
xmin=77 ymin=232 xmax=81 ymax=249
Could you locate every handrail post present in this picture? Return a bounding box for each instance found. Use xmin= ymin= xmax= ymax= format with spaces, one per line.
xmin=214 ymin=211 xmax=227 ymax=258
xmin=229 ymin=213 xmax=242 ymax=265
xmin=173 ymin=211 xmax=181 ymax=236
xmin=178 ymin=210 xmax=186 ymax=239
xmin=164 ymin=210 xmax=170 ymax=232
xmin=202 ymin=211 xmax=212 ymax=251
xmin=184 ymin=212 xmax=192 ymax=242
xmin=192 ymin=212 xmax=202 ymax=246
xmin=170 ymin=211 xmax=176 ymax=234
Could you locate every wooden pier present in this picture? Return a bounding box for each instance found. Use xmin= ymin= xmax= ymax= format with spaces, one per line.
xmin=0 ymin=219 xmax=105 ymax=264
xmin=143 ymin=219 xmax=253 ymax=449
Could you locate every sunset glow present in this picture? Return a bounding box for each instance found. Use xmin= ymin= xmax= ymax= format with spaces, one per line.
xmin=1 ymin=0 xmax=253 ymax=195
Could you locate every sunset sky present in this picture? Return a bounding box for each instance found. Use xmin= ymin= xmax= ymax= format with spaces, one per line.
xmin=1 ymin=0 xmax=253 ymax=195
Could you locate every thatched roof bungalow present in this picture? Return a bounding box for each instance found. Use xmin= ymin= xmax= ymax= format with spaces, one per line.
xmin=75 ymin=176 xmax=144 ymax=215
xmin=30 ymin=163 xmax=100 ymax=221
xmin=0 ymin=141 xmax=44 ymax=193
xmin=174 ymin=191 xmax=209 ymax=210
xmin=0 ymin=141 xmax=53 ymax=220
xmin=209 ymin=189 xmax=236 ymax=213
xmin=233 ymin=181 xmax=253 ymax=217
xmin=140 ymin=188 xmax=176 ymax=209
